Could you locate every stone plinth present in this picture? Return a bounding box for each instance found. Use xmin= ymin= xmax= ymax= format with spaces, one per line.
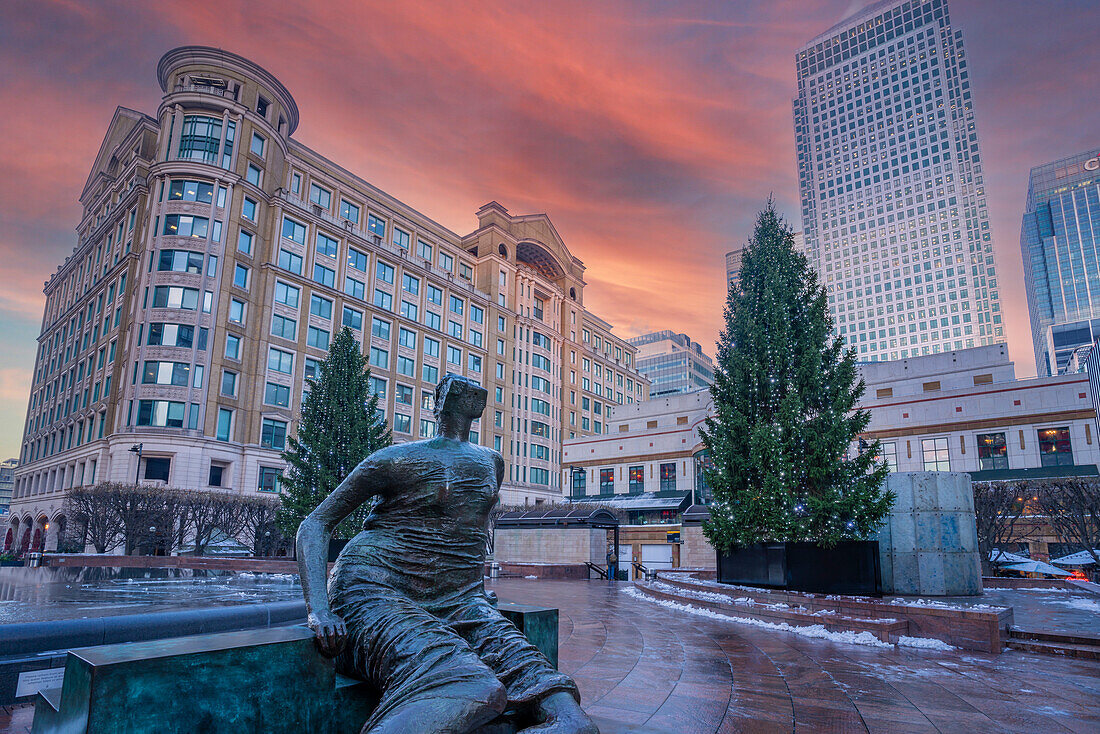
xmin=875 ymin=472 xmax=982 ymax=596
xmin=680 ymin=524 xmax=716 ymax=570
xmin=493 ymin=527 xmax=604 ymax=565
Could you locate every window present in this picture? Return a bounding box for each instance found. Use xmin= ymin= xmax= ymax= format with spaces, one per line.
xmin=342 ymin=306 xmax=363 ymax=330
xmin=168 ymin=179 xmax=214 ymax=203
xmin=371 ymin=317 xmax=391 ymax=341
xmin=367 ymin=214 xmax=386 ymax=238
xmin=660 ymin=463 xmax=676 ymax=492
xmin=600 ymin=468 xmax=614 ymax=495
xmin=422 ymin=364 xmax=438 ymax=384
xmin=228 ymin=298 xmax=245 ymax=324
xmin=401 ymin=300 xmax=418 ymax=321
xmin=450 ymin=296 xmax=464 ymax=315
xmin=158 ymin=250 xmax=204 ymax=273
xmin=233 ymin=263 xmax=250 ymax=289
xmin=427 ymin=285 xmax=443 ymax=306
xmin=347 ymin=247 xmax=369 ymax=271
xmin=533 ymin=297 xmax=544 ymax=320
xmin=304 ymin=357 xmax=320 ymax=379
xmin=237 ymin=230 xmax=253 ymax=255
xmin=459 ymin=262 xmax=473 ymax=281
xmin=393 ymin=413 xmax=412 ymax=434
xmin=417 ymin=240 xmax=433 ymax=260
xmin=921 ymin=437 xmax=950 ymax=472
xmin=278 ymin=249 xmax=303 ymax=275
xmin=261 ymin=418 xmax=287 ymax=450
xmin=531 ymin=398 xmax=550 ymax=416
xmin=258 ymin=467 xmax=281 ymax=493
xmin=425 ymin=311 xmax=441 ymax=331
xmin=142 ymin=361 xmax=190 ymax=386
xmin=880 ymin=442 xmax=898 ymax=472
xmin=399 ymin=327 xmax=416 ymax=348
xmin=397 ymin=355 xmax=415 ymax=377
xmin=420 ymin=419 xmax=436 ymax=438
xmin=264 ymin=381 xmax=290 ymax=407
xmin=271 ymin=314 xmax=296 ymax=340
xmin=178 ymin=115 xmax=222 ymax=163
xmin=216 ymin=408 xmax=233 ymax=441
xmin=314 ymin=264 xmax=336 ymax=288
xmin=309 ymin=183 xmax=332 ymax=210
xmin=447 ymin=345 xmax=462 ymax=365
xmin=628 ymin=466 xmax=644 ymax=493
xmin=1038 ymin=427 xmax=1073 ymax=467
xmin=376 ymin=261 xmax=395 ymax=283
xmin=148 ymin=323 xmax=194 ymax=348
xmin=340 ymin=199 xmax=359 ymax=223
xmin=224 ymin=334 xmax=240 ymax=360
xmin=152 ymin=286 xmax=199 ymax=310
xmin=531 ymin=421 xmax=550 ymax=438
xmin=250 ymin=132 xmax=265 ymax=156
xmin=975 ymin=433 xmax=1008 ymax=471
xmin=144 ymin=457 xmax=171 ymax=482
xmin=274 ymin=281 xmax=300 ymax=308
xmin=922 ymin=381 xmax=941 ymax=392
xmin=438 ymin=251 xmax=454 ymax=272
xmin=393 ymin=227 xmax=410 ymax=250
xmin=281 ymin=216 xmax=306 ymax=245
xmin=242 ymin=197 xmax=257 ymax=221
xmin=373 ymin=289 xmax=392 ymax=311
xmin=307 ymin=326 xmax=330 ymax=349
xmin=470 ymin=305 xmax=484 ymax=324
xmin=402 ymin=273 xmax=419 ymax=295
xmin=310 ymin=294 xmax=332 ymax=319
xmin=208 ymin=464 xmax=224 ymax=487
xmin=467 ymin=354 xmax=481 ymax=373
xmin=162 ymin=214 xmax=209 ymax=238
xmin=316 ymin=232 xmax=339 ymax=258
xmin=268 ymin=347 xmax=293 ymax=374
xmin=449 ymin=321 xmax=463 ymax=339
xmin=220 ymin=370 xmax=237 ymax=396
xmin=137 ymin=400 xmax=185 ymax=428
xmin=246 ymin=164 xmax=261 ymax=186
xmin=370 ymin=347 xmax=389 ymax=369
xmin=424 ymin=337 xmax=440 ymax=358
xmin=571 ymin=469 xmax=586 ymax=497
xmin=396 ymin=384 xmax=413 ymax=405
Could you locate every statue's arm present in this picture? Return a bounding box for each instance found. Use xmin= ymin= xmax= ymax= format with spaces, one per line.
xmin=295 ymin=455 xmax=390 ymax=655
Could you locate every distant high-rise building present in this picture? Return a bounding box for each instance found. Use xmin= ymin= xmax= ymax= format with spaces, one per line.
xmin=628 ymin=331 xmax=715 ymax=397
xmin=1021 ymin=148 xmax=1100 ymax=375
xmin=794 ymin=0 xmax=1003 ymax=362
xmin=725 ymin=232 xmax=803 ymax=294
xmin=0 ymin=459 xmax=15 ymax=515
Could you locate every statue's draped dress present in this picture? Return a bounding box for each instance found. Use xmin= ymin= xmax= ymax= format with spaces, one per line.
xmin=329 ymin=440 xmax=577 ymax=728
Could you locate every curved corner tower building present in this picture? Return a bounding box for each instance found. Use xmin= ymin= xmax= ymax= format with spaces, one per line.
xmin=7 ymin=47 xmax=647 ymax=551
xmin=793 ymin=0 xmax=1004 ymax=362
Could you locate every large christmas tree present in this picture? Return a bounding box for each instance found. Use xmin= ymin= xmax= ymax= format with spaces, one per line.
xmin=701 ymin=201 xmax=891 ymax=550
xmin=277 ymin=327 xmax=391 ymax=539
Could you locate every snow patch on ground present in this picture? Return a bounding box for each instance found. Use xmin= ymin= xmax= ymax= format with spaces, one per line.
xmin=897 ymin=635 xmax=955 ymax=651
xmin=624 ymin=587 xmax=892 ymax=648
xmin=524 ymin=575 xmax=538 ymax=579
xmin=1058 ymin=598 xmax=1100 ymax=613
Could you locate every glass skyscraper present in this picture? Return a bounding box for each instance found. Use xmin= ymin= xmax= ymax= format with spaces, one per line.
xmin=794 ymin=0 xmax=1003 ymax=362
xmin=628 ymin=331 xmax=715 ymax=397
xmin=1021 ymin=149 xmax=1100 ymax=375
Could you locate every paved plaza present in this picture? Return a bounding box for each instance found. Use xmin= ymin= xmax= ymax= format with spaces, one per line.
xmin=3 ymin=577 xmax=1100 ymax=733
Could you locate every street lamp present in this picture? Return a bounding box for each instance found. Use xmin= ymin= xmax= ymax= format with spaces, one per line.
xmin=129 ymin=443 xmax=143 ymax=484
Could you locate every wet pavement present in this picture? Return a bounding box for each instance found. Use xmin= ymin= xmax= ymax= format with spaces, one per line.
xmin=0 ymin=566 xmax=301 ymax=623
xmin=931 ymin=586 xmax=1100 ymax=637
xmin=490 ymin=578 xmax=1100 ymax=733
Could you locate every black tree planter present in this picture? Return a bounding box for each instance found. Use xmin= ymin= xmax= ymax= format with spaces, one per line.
xmin=716 ymin=540 xmax=881 ymax=596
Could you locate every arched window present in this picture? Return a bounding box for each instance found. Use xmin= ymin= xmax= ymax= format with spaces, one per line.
xmin=498 ymin=244 xmax=508 ymax=258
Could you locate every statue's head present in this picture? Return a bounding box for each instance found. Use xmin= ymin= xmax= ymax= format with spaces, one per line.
xmin=434 ymin=374 xmax=487 ymax=422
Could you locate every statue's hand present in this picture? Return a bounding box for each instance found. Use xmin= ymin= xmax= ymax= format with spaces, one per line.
xmin=307 ymin=609 xmax=347 ymax=658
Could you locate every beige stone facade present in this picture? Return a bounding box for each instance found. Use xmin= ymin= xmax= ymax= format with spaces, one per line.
xmin=7 ymin=46 xmax=647 ymax=552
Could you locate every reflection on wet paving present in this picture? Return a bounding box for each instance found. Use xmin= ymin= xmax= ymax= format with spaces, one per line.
xmin=0 ymin=566 xmax=301 ymax=623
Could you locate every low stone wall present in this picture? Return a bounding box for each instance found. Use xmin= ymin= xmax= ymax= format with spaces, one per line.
xmin=654 ymin=571 xmax=1012 ymax=653
xmin=680 ymin=525 xmax=716 ymax=570
xmin=42 ymin=553 xmax=299 ymax=573
xmin=488 ymin=562 xmax=591 ymax=580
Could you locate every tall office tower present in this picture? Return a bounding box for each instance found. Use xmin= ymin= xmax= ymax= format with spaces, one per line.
xmin=793 ymin=0 xmax=1003 ymax=362
xmin=7 ymin=46 xmax=648 ymax=548
xmin=1021 ymin=149 xmax=1100 ymax=376
xmin=0 ymin=459 xmax=16 ymax=515
xmin=727 ymin=232 xmax=804 ymax=293
xmin=628 ymin=331 xmax=715 ymax=397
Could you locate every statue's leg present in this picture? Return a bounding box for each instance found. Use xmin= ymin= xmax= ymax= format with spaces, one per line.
xmin=339 ymin=593 xmax=508 ymax=734
xmin=447 ymin=599 xmax=581 ymax=717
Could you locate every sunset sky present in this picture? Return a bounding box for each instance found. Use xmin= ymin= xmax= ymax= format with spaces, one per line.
xmin=0 ymin=0 xmax=1097 ymax=460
